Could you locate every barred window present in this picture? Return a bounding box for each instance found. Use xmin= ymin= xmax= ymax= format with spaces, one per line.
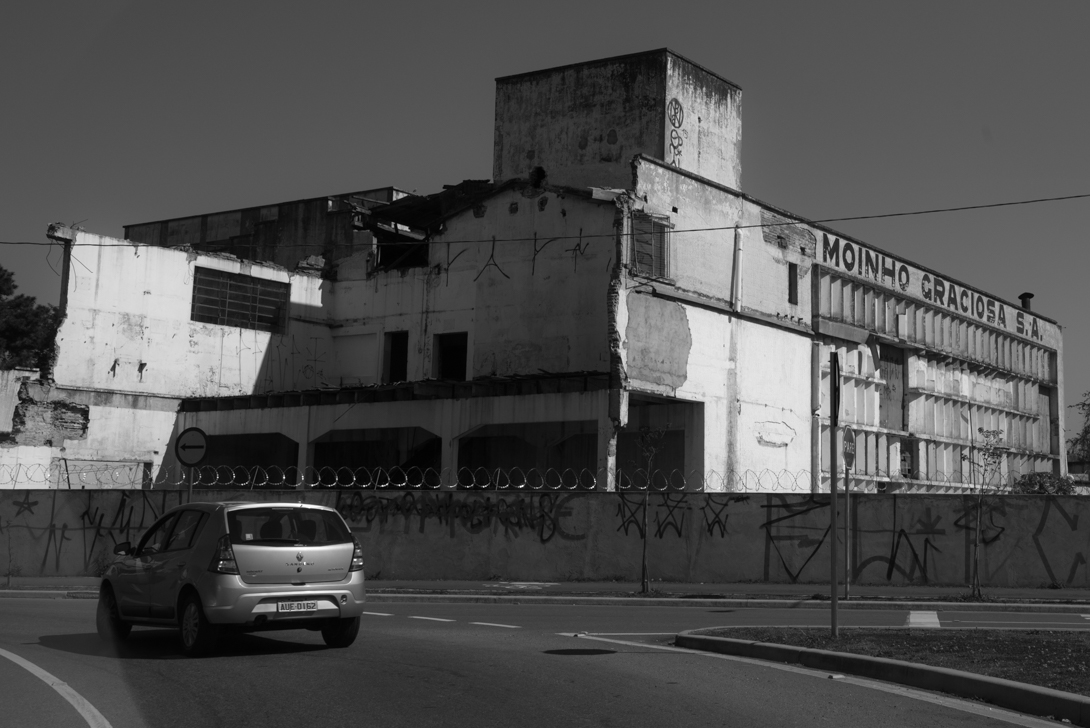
xmin=630 ymin=212 xmax=670 ymax=278
xmin=191 ymin=267 xmax=289 ymax=333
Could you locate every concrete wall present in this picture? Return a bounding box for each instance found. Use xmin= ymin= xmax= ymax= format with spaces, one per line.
xmin=493 ymin=50 xmax=742 ymax=191
xmin=331 ymin=187 xmax=616 ymax=383
xmin=54 ymin=231 xmax=333 ymax=396
xmin=3 ymin=489 xmax=1087 ymax=588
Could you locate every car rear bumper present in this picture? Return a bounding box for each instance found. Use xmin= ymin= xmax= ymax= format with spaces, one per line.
xmin=200 ymin=572 xmax=366 ymax=625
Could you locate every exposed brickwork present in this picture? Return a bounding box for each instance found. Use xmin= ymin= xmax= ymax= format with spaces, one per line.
xmin=0 ymin=381 xmax=89 ymax=447
xmin=761 ymin=209 xmax=816 ymax=257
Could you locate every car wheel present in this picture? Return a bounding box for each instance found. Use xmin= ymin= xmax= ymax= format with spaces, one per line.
xmin=179 ymin=593 xmax=219 ymax=656
xmin=321 ymin=616 xmax=360 ymax=648
xmin=96 ymin=585 xmax=131 ymax=643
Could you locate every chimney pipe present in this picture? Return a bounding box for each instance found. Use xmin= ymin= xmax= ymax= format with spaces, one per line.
xmin=1018 ymin=292 xmax=1034 ymax=311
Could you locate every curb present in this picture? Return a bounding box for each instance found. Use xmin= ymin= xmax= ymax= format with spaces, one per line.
xmin=363 ymin=593 xmax=1090 ymax=612
xmin=675 ymin=632 xmax=1090 ymax=727
xmin=0 ymin=590 xmax=98 ymax=600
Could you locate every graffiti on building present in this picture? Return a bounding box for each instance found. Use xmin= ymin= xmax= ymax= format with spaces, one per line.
xmin=700 ymin=494 xmax=750 ymax=537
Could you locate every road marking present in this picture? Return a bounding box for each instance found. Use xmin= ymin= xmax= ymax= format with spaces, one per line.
xmin=584 ymin=627 xmax=675 ymax=632
xmin=906 ymin=610 xmax=941 ymax=628
xmin=408 ymin=616 xmax=455 ymax=622
xmin=0 ymin=647 xmax=113 ymax=728
xmin=362 ymin=611 xmax=393 ymax=616
xmin=470 ymin=622 xmax=520 ymax=629
xmin=1082 ymin=615 xmax=1090 ymax=620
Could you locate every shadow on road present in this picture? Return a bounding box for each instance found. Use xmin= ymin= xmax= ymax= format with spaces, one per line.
xmin=34 ymin=630 xmax=328 ymax=660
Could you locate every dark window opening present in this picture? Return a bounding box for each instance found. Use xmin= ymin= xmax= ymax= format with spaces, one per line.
xmin=374 ymin=231 xmax=429 ymax=270
xmin=312 ymin=427 xmax=441 ymax=487
xmin=383 ymin=331 xmax=409 ymax=383
xmin=788 ymin=263 xmax=799 ymax=305
xmin=434 ymin=332 xmax=468 ymax=381
xmin=456 ymin=420 xmax=597 ymax=488
xmin=191 ymin=267 xmax=289 ymax=333
xmin=631 ymin=212 xmax=670 ymax=278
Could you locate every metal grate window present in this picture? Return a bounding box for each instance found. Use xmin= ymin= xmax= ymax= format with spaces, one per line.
xmin=191 ymin=267 xmax=289 ymax=333
xmin=630 ymin=212 xmax=670 ymax=278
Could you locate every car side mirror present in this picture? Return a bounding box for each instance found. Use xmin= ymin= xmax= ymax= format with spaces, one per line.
xmin=113 ymin=541 xmax=131 ymax=556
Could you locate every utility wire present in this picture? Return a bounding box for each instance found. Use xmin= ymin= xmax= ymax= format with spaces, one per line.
xmin=2 ymin=191 xmax=1088 ymax=250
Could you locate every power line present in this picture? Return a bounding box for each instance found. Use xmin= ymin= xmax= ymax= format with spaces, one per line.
xmin=2 ymin=190 xmax=1088 ymax=250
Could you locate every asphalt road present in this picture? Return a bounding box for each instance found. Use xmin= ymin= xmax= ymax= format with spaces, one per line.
xmin=0 ymin=598 xmax=1074 ymax=728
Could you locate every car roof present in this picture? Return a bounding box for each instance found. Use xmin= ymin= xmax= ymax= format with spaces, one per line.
xmin=163 ymin=501 xmax=339 ymax=514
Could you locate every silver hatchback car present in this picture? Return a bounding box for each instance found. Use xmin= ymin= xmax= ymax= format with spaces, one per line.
xmin=97 ymin=501 xmax=366 ymax=655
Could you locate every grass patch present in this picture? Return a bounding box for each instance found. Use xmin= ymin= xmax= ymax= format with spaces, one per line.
xmin=695 ymin=628 xmax=1090 ymax=697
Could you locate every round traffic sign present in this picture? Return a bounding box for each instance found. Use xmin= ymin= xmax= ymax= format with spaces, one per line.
xmin=175 ymin=427 xmax=209 ymax=467
xmin=842 ymin=426 xmax=857 ymax=469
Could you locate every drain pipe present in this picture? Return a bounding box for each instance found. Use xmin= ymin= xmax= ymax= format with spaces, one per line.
xmin=730 ymin=227 xmax=743 ymax=309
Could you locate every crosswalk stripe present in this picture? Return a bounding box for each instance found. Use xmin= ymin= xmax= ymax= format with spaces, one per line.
xmin=906 ymin=610 xmax=941 ymax=628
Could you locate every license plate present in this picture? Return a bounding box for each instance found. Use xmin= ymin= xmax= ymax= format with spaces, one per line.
xmin=277 ymin=600 xmax=318 ymax=613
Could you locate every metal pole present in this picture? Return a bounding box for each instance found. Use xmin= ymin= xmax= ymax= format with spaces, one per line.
xmin=844 ymin=466 xmax=851 ymax=600
xmin=188 ymin=465 xmax=194 ymax=504
xmin=829 ymin=353 xmax=839 ymax=638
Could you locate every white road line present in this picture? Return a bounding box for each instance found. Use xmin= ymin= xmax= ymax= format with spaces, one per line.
xmin=0 ymin=647 xmax=113 ymax=728
xmin=1082 ymin=615 xmax=1090 ymax=620
xmin=584 ymin=627 xmax=675 ymax=632
xmin=408 ymin=616 xmax=455 ymax=622
xmin=469 ymin=622 xmax=521 ymax=629
xmin=362 ymin=611 xmax=393 ymax=616
xmin=906 ymin=610 xmax=941 ymax=628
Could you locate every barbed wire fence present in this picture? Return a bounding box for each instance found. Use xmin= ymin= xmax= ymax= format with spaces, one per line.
xmin=0 ymin=462 xmax=1080 ymax=494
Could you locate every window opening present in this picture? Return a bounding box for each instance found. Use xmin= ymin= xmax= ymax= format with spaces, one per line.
xmin=630 ymin=212 xmax=670 ymax=278
xmin=383 ymin=331 xmax=409 ymax=383
xmin=788 ymin=263 xmax=799 ymax=305
xmin=191 ymin=267 xmax=289 ymax=333
xmin=434 ymin=332 xmax=468 ymax=381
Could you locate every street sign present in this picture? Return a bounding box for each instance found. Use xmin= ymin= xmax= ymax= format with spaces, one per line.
xmin=175 ymin=427 xmax=208 ymax=467
xmin=842 ymin=426 xmax=857 ymax=470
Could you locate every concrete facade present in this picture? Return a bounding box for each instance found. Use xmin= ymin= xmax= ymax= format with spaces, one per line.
xmin=0 ymin=48 xmax=1064 ymax=494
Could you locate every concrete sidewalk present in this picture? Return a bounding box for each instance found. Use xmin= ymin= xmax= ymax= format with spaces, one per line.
xmin=4 ymin=576 xmax=1090 ymax=608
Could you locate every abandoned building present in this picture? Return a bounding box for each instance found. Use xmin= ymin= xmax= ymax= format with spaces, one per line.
xmin=0 ymin=49 xmax=1066 ymax=491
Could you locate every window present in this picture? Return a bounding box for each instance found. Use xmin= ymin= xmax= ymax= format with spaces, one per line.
xmin=163 ymin=511 xmax=207 ymax=552
xmin=191 ymin=267 xmax=289 ymax=333
xmin=434 ymin=332 xmax=468 ymax=381
xmin=136 ymin=513 xmax=179 ymax=556
xmin=788 ymin=263 xmax=799 ymax=305
xmin=630 ymin=212 xmax=670 ymax=278
xmin=383 ymin=331 xmax=409 ymax=383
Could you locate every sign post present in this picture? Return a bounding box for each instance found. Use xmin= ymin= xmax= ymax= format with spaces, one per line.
xmin=829 ymin=353 xmax=840 ymax=639
xmin=175 ymin=427 xmax=208 ymax=502
xmin=841 ymin=425 xmax=857 ymax=601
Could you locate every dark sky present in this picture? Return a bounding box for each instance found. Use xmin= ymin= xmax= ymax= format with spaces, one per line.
xmin=2 ymin=1 xmax=1087 ymax=421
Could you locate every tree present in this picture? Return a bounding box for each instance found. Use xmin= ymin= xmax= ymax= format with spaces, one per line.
xmin=1010 ymin=471 xmax=1076 ymax=495
xmin=1069 ymin=391 xmax=1090 ymax=465
xmin=0 ymin=265 xmax=61 ymax=374
xmin=962 ymin=427 xmax=1005 ymax=599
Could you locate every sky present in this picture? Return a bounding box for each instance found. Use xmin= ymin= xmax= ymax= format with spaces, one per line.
xmin=2 ymin=1 xmax=1088 ymax=423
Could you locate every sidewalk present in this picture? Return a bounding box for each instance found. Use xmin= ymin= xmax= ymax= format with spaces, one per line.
xmin=4 ymin=576 xmax=1090 ymax=609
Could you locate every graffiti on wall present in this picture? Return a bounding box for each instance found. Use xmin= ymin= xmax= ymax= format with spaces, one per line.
xmin=334 ymin=491 xmax=585 ymax=544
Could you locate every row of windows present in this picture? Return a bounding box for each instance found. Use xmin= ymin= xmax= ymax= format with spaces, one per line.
xmin=818 ymin=271 xmax=1053 ymax=383
xmin=191 ymin=267 xmax=290 ymax=334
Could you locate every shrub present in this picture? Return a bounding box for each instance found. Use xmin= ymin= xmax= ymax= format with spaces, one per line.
xmin=1011 ymin=472 xmax=1077 ymax=495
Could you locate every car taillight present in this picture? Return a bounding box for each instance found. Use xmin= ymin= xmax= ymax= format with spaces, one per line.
xmin=208 ymin=534 xmax=239 ymax=575
xmin=349 ymin=537 xmax=364 ymax=572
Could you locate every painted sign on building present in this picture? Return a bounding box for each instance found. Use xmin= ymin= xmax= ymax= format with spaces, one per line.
xmin=816 ymin=232 xmax=1058 ymax=348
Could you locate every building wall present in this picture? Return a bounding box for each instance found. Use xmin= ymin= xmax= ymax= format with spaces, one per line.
xmin=54 ymin=231 xmax=333 ymax=397
xmin=493 ymin=50 xmax=742 ymax=192
xmin=330 ymin=187 xmax=616 ymax=383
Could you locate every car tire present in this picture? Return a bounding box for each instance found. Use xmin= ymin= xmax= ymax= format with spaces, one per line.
xmin=321 ymin=616 xmax=360 ymax=648
xmin=179 ymin=593 xmax=219 ymax=656
xmin=96 ymin=585 xmax=131 ymax=643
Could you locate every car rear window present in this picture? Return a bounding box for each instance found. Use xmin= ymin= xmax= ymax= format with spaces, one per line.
xmin=227 ymin=507 xmax=352 ymax=546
